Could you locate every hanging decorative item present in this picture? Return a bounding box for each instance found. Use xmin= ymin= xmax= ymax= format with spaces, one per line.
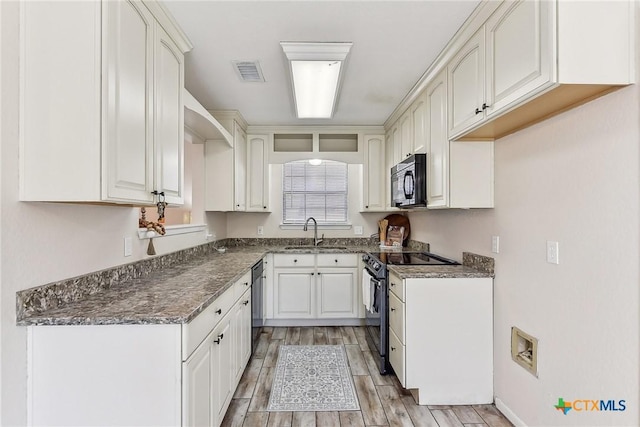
xmin=153 ymin=191 xmax=168 ymax=224
xmin=139 ymin=207 xmax=165 ymax=256
xmin=139 ymin=207 xmax=166 ymax=236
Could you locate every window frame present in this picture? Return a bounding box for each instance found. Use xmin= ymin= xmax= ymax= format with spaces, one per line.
xmin=281 ymin=160 xmax=349 ymax=226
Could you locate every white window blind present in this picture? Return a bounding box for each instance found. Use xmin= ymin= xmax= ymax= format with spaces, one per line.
xmin=283 ymin=160 xmax=348 ymax=224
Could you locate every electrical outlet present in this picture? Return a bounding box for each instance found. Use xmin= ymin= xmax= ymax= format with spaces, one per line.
xmin=491 ymin=236 xmax=499 ymax=254
xmin=354 ymin=226 xmax=363 ymax=235
xmin=257 ymin=226 xmax=264 ymax=236
xmin=124 ymin=237 xmax=132 ymax=257
xmin=546 ymin=240 xmax=559 ymax=264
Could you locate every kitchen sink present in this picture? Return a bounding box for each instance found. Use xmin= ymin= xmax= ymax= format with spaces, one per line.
xmin=283 ymin=246 xmax=348 ymax=251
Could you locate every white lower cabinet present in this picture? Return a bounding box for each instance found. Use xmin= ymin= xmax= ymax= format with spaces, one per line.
xmin=28 ymin=278 xmax=253 ymax=427
xmin=387 ymin=271 xmax=493 ymax=405
xmin=316 ymin=269 xmax=359 ymax=318
xmin=274 ymin=269 xmax=315 ymax=318
xmin=270 ymin=254 xmax=359 ymax=321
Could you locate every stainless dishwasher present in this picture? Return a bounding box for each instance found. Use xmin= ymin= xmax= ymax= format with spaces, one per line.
xmin=251 ymin=259 xmax=264 ymax=352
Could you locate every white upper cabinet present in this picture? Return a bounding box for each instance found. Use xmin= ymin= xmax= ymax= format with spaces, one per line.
xmin=426 ymin=70 xmax=449 ymax=209
xmin=410 ymin=93 xmax=428 ymax=155
xmin=154 ymin=23 xmax=185 ymax=205
xmin=103 ymin=0 xmax=155 ymax=204
xmin=399 ymin=111 xmax=413 ymax=160
xmin=428 ymin=69 xmax=494 ymax=209
xmin=234 ymin=124 xmax=247 ymax=211
xmin=362 ymin=135 xmax=386 ymax=212
xmin=247 ymin=135 xmax=270 ymax=212
xmin=204 ymin=112 xmax=249 ymax=212
xmin=448 ymin=28 xmax=486 ymax=138
xmin=485 ymin=0 xmax=552 ymax=118
xmin=20 ymin=0 xmax=191 ymax=204
xmin=451 ymin=0 xmax=633 ymax=141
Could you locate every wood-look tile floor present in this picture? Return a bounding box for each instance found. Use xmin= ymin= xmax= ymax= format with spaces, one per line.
xmin=222 ymin=326 xmax=513 ymax=427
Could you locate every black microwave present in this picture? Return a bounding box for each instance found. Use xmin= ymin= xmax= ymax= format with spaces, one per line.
xmin=391 ymin=154 xmax=427 ymax=208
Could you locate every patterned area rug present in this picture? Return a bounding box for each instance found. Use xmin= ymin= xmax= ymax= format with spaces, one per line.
xmin=267 ymin=345 xmax=360 ymax=412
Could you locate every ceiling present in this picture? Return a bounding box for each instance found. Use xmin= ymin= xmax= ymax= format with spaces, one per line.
xmin=164 ymin=1 xmax=481 ymax=127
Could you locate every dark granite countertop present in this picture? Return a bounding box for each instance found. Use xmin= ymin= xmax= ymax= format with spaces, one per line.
xmin=17 ymin=240 xmax=492 ymax=327
xmin=388 ymin=264 xmax=493 ymax=279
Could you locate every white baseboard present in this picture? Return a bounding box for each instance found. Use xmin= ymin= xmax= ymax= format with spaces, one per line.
xmin=264 ymin=318 xmax=365 ymax=327
xmin=495 ymin=397 xmax=527 ymax=427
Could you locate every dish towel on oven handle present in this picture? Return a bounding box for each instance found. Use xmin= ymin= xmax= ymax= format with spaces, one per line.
xmin=362 ymin=268 xmax=373 ymax=312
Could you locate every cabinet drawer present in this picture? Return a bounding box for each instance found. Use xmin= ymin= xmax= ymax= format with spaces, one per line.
xmin=388 ymin=292 xmax=406 ymax=344
xmin=233 ymin=271 xmax=252 ymax=300
xmin=273 ymin=254 xmax=315 ymax=267
xmin=389 ymin=328 xmax=406 ymax=387
xmin=317 ymin=253 xmax=358 ymax=267
xmin=182 ymin=286 xmax=235 ymax=361
xmin=388 ymin=271 xmax=405 ymax=301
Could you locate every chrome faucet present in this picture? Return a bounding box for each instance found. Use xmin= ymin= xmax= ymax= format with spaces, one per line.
xmin=303 ymin=217 xmax=324 ymax=246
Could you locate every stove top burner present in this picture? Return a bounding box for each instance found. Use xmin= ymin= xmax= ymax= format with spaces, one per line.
xmin=367 ymin=251 xmax=460 ymax=266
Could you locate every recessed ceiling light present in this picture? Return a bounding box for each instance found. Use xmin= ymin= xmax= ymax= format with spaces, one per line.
xmin=280 ymin=42 xmax=353 ymax=119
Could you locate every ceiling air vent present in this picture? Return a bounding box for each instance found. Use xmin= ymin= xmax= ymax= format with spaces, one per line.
xmin=232 ymin=60 xmax=265 ymax=82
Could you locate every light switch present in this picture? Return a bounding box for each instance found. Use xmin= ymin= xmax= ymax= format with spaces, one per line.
xmin=257 ymin=226 xmax=264 ymax=236
xmin=124 ymin=237 xmax=132 ymax=257
xmin=546 ymin=241 xmax=559 ymax=264
xmin=491 ymin=236 xmax=499 ymax=254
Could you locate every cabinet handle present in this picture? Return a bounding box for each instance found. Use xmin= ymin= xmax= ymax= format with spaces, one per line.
xmin=390 ymin=282 xmax=396 ymax=287
xmin=151 ymin=190 xmax=165 ymax=196
xmin=334 ymin=259 xmax=338 ymax=263
xmin=215 ymin=309 xmax=222 ymax=315
xmin=263 ymin=206 xmax=267 ymax=209
xmin=317 ymin=272 xmax=321 ymax=275
xmin=475 ymin=107 xmax=482 ymax=115
xmin=365 ymin=205 xmax=369 ymax=209
xmin=482 ymin=103 xmax=490 ymax=110
xmin=390 ymin=308 xmax=396 ymax=312
xmin=214 ymin=333 xmax=224 ymax=344
xmin=311 ymin=272 xmax=315 ymax=276
xmin=244 ymin=282 xmax=249 ymax=286
xmin=294 ymin=259 xmax=297 ymax=263
xmin=243 ymin=300 xmax=249 ymax=306
xmin=406 ymin=153 xmax=411 ymax=157
xmin=391 ymin=346 xmax=396 ymax=351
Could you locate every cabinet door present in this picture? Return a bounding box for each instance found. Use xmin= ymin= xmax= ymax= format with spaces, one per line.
xmin=316 ymin=268 xmax=358 ymax=318
xmin=247 ymin=135 xmax=269 ymax=211
xmin=232 ymin=291 xmax=252 ymax=384
xmin=212 ymin=319 xmax=233 ymax=424
xmin=273 ymin=269 xmax=315 ymax=318
xmin=363 ymin=135 xmax=385 ymax=211
xmin=384 ymin=131 xmax=397 ymax=211
xmin=234 ymin=124 xmax=247 ymax=211
xmin=183 ymin=333 xmax=213 ymax=427
xmin=103 ymin=0 xmax=155 ymax=203
xmin=448 ymin=28 xmax=485 ymax=138
xmin=154 ymin=24 xmax=184 ymax=204
xmin=426 ymin=70 xmax=449 ymax=208
xmin=399 ymin=111 xmax=413 ymax=159
xmin=391 ymin=125 xmax=402 ymax=166
xmin=241 ymin=291 xmax=252 ymax=366
xmin=486 ymin=0 xmax=552 ymax=116
xmin=411 ymin=93 xmax=427 ymax=154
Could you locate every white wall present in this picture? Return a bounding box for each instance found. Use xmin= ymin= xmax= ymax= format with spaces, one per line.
xmin=0 ymin=3 xmax=224 ymax=424
xmin=226 ymin=163 xmax=383 ymax=239
xmin=408 ymin=83 xmax=640 ymax=426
